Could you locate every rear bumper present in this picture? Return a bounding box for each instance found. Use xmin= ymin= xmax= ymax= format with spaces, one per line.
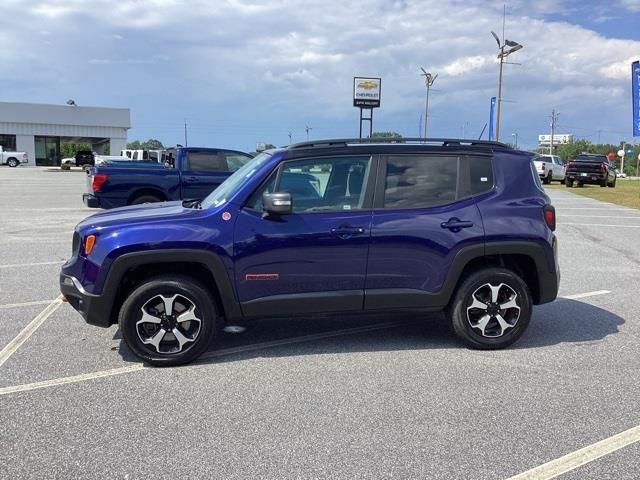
xmin=59 ymin=274 xmax=112 ymax=328
xmin=566 ymin=173 xmax=605 ymax=184
xmin=83 ymin=193 xmax=101 ymax=208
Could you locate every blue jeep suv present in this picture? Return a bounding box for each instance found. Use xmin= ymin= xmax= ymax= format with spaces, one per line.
xmin=60 ymin=138 xmax=559 ymax=366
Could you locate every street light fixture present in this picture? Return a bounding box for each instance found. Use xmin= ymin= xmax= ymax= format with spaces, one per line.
xmin=420 ymin=67 xmax=438 ymax=139
xmin=491 ymin=31 xmax=523 ymax=142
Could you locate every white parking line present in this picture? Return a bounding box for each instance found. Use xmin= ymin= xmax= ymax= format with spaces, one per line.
xmin=0 ymin=261 xmax=64 ymax=269
xmin=0 ymin=365 xmax=145 ymax=396
xmin=557 ymin=207 xmax=637 ymax=210
xmin=557 ymin=215 xmax=640 ymax=219
xmin=563 ymin=290 xmax=610 ymax=300
xmin=507 ymin=424 xmax=640 ymax=480
xmin=560 ymin=223 xmax=640 ymax=228
xmin=0 ymin=320 xmax=415 ymax=396
xmin=0 ymin=297 xmax=62 ymax=368
xmin=0 ymin=300 xmax=57 ymax=310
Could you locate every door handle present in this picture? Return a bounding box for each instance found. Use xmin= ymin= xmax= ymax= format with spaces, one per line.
xmin=441 ymin=218 xmax=474 ymax=232
xmin=184 ymin=176 xmax=198 ymax=183
xmin=331 ymin=227 xmax=365 ymax=239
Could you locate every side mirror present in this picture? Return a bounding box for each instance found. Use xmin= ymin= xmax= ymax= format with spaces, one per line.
xmin=263 ymin=192 xmax=292 ymax=215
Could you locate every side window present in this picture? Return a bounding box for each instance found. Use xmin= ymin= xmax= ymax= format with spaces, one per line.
xmin=187 ymin=151 xmax=228 ymax=171
xmin=468 ymin=157 xmax=494 ymax=195
xmin=383 ymin=156 xmax=457 ymax=208
xmin=246 ymin=156 xmax=371 ymax=213
xmin=225 ymin=153 xmax=252 ymax=172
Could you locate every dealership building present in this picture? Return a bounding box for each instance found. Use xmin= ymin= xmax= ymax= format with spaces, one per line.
xmin=0 ymin=101 xmax=130 ymax=166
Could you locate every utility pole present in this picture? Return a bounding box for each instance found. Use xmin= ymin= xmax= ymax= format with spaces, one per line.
xmin=184 ymin=119 xmax=188 ymax=147
xmin=288 ymin=132 xmax=292 ymax=144
xmin=305 ymin=125 xmax=312 ymax=141
xmin=549 ymin=110 xmax=558 ymax=155
xmin=420 ymin=68 xmax=438 ymax=138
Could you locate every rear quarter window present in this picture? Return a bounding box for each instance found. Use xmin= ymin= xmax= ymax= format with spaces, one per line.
xmin=381 ymin=155 xmax=493 ymax=209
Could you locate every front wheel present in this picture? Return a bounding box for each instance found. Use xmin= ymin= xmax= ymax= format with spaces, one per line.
xmin=7 ymin=158 xmax=19 ymax=167
xmin=448 ymin=268 xmax=532 ymax=350
xmin=118 ymin=275 xmax=218 ymax=366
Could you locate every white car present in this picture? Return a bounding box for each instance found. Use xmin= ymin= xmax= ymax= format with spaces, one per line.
xmin=0 ymin=146 xmax=29 ymax=167
xmin=534 ymin=154 xmax=565 ymax=184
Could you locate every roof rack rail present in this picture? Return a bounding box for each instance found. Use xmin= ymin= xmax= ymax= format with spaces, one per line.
xmin=287 ymin=137 xmax=511 ymax=149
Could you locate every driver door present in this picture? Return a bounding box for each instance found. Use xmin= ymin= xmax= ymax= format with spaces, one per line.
xmin=233 ymin=155 xmax=375 ymax=317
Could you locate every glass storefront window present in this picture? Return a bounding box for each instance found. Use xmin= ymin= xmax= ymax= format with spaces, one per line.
xmin=35 ymin=136 xmax=61 ymax=166
xmin=0 ymin=134 xmax=17 ymax=151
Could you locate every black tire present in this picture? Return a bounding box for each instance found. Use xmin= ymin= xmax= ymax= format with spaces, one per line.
xmin=448 ymin=268 xmax=532 ymax=350
xmin=559 ymin=177 xmax=565 ymax=184
xmin=543 ymin=172 xmax=552 ymax=185
xmin=118 ymin=275 xmax=218 ymax=366
xmin=608 ymin=177 xmax=616 ymax=188
xmin=600 ymin=179 xmax=607 ymax=187
xmin=566 ymin=180 xmax=573 ymax=188
xmin=130 ymin=194 xmax=162 ymax=205
xmin=7 ymin=158 xmax=19 ymax=168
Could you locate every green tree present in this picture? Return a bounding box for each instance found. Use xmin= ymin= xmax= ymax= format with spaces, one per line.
xmin=60 ymin=143 xmax=91 ymax=159
xmin=126 ymin=140 xmax=142 ymax=149
xmin=141 ymin=138 xmax=164 ymax=150
xmin=369 ymin=131 xmax=403 ymax=139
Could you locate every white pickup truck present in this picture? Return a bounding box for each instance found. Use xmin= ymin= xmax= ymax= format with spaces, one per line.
xmin=534 ymin=154 xmax=565 ymax=184
xmin=0 ymin=146 xmax=29 ymax=167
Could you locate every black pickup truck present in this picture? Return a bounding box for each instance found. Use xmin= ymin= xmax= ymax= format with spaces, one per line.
xmin=565 ymin=154 xmax=616 ymax=188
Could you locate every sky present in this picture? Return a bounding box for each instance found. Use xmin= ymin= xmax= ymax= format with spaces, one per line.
xmin=1 ymin=0 xmax=639 ymax=152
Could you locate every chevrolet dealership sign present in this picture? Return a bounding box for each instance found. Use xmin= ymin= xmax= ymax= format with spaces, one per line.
xmin=353 ymin=77 xmax=381 ymax=108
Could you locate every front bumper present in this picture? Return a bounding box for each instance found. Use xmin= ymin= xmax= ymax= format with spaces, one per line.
xmin=60 ymin=274 xmax=112 ymax=327
xmin=83 ymin=193 xmax=101 ymax=208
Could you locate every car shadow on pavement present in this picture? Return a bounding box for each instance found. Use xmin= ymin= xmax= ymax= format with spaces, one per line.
xmin=516 ymin=298 xmax=624 ymax=349
xmin=115 ymin=299 xmax=623 ymax=366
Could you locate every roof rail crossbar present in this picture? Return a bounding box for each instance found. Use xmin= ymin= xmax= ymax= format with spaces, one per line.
xmin=288 ymin=137 xmax=511 ymax=149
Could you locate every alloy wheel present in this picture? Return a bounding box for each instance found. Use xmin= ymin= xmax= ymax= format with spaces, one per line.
xmin=136 ymin=293 xmax=202 ymax=354
xmin=466 ymin=282 xmax=521 ymax=338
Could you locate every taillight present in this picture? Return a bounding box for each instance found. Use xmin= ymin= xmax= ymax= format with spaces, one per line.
xmin=599 ymin=163 xmax=605 ymax=172
xmin=92 ymin=173 xmax=108 ymax=192
xmin=543 ymin=205 xmax=556 ymax=231
xmin=541 ymin=162 xmax=545 ymax=170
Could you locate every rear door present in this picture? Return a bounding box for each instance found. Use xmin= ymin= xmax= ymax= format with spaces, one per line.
xmin=364 ymin=154 xmax=491 ymax=310
xmin=180 ymin=149 xmax=232 ymax=200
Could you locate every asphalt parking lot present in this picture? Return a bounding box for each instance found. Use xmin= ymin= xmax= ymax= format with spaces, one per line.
xmin=1 ymin=167 xmax=639 ymax=479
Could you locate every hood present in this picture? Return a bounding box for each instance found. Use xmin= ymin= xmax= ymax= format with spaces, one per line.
xmin=77 ymin=201 xmax=203 ymax=231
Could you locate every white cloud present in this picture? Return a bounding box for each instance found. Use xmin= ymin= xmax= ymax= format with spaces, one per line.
xmin=1 ymin=0 xmax=639 ymax=146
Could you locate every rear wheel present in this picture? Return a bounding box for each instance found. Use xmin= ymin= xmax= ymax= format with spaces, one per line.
xmin=565 ymin=179 xmax=573 ymax=188
xmin=118 ymin=275 xmax=218 ymax=366
xmin=600 ymin=178 xmax=607 ymax=187
xmin=448 ymin=268 xmax=532 ymax=350
xmin=543 ymin=172 xmax=552 ymax=185
xmin=7 ymin=158 xmax=19 ymax=167
xmin=130 ymin=194 xmax=162 ymax=205
xmin=608 ymin=176 xmax=616 ymax=188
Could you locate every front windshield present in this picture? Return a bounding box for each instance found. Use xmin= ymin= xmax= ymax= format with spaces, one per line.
xmin=201 ymin=152 xmax=272 ymax=209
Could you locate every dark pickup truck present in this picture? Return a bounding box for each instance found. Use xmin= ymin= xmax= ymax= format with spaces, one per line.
xmin=565 ymin=153 xmax=617 ymax=188
xmin=83 ymin=147 xmax=253 ymax=209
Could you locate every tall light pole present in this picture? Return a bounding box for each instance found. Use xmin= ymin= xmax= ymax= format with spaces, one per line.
xmin=491 ymin=31 xmax=523 ymax=142
xmin=305 ymin=125 xmax=312 ymax=141
xmin=511 ymin=132 xmax=518 ymax=149
xmin=420 ymin=68 xmax=438 ymax=139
